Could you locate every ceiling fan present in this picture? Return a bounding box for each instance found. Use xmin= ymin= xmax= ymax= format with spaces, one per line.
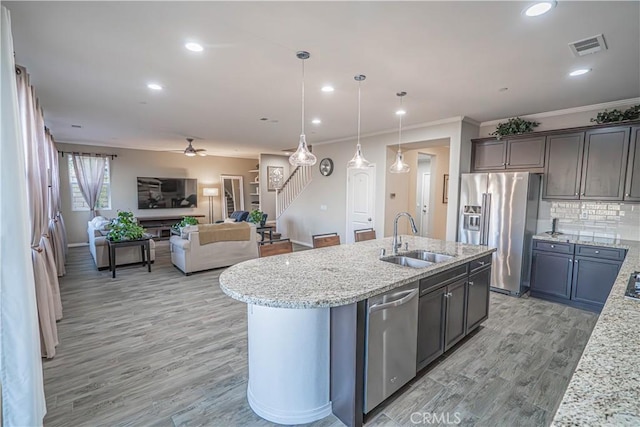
xmin=180 ymin=138 xmax=207 ymax=157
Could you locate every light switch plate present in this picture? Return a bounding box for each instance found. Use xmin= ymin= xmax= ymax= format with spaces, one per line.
xmin=580 ymin=212 xmax=588 ymax=220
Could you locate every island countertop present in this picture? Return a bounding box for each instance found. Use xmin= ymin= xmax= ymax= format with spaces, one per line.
xmin=219 ymin=236 xmax=495 ymax=309
xmin=533 ymin=234 xmax=640 ymax=426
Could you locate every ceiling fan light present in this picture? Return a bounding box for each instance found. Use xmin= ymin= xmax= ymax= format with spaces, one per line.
xmin=184 ymin=151 xmax=196 ymax=157
xmin=289 ymin=134 xmax=317 ymax=166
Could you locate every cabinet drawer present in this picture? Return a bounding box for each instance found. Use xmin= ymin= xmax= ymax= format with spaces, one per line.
xmin=420 ymin=264 xmax=468 ymax=296
xmin=469 ymin=254 xmax=492 ymax=273
xmin=575 ymin=245 xmax=626 ymax=261
xmin=532 ymin=240 xmax=574 ymax=254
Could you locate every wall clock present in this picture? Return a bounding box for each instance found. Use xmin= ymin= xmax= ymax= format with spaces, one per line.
xmin=319 ymin=158 xmax=334 ymax=176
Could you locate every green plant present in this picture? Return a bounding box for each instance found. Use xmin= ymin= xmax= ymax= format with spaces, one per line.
xmin=107 ymin=210 xmax=145 ymax=241
xmin=490 ymin=117 xmax=540 ymax=139
xmin=248 ymin=209 xmax=264 ymax=224
xmin=172 ymin=216 xmax=199 ymax=230
xmin=591 ymin=105 xmax=640 ymax=124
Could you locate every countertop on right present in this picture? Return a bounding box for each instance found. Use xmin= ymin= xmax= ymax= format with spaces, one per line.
xmin=534 ymin=234 xmax=640 ymax=426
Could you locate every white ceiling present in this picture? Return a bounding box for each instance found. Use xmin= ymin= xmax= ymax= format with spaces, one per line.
xmin=5 ymin=1 xmax=639 ymax=159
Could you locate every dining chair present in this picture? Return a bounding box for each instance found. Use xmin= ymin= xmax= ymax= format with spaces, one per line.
xmin=258 ymin=238 xmax=293 ymax=257
xmin=354 ymin=228 xmax=376 ymax=242
xmin=312 ymin=232 xmax=341 ymax=248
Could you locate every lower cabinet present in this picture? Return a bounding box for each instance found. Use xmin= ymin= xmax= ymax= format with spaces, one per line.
xmin=466 ymin=267 xmax=491 ymax=334
xmin=530 ymin=242 xmax=625 ymax=312
xmin=417 ymin=263 xmax=491 ymax=371
xmin=444 ymin=279 xmax=467 ymax=351
xmin=530 ymin=251 xmax=572 ymax=299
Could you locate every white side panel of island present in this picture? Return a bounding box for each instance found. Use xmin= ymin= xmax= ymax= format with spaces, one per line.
xmin=247 ymin=304 xmax=332 ymax=425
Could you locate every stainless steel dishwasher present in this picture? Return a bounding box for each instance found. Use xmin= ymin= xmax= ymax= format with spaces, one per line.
xmin=363 ymin=282 xmax=419 ymax=413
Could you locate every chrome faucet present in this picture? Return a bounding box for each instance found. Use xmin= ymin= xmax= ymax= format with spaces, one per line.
xmin=392 ymin=212 xmax=418 ymax=255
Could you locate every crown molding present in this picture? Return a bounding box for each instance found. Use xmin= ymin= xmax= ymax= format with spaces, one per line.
xmin=479 ymin=98 xmax=640 ymax=127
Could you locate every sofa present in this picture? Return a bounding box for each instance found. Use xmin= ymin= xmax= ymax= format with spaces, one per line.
xmin=88 ymin=216 xmax=156 ymax=270
xmin=169 ymin=222 xmax=259 ymax=275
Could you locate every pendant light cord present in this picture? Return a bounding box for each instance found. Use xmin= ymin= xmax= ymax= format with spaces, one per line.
xmin=301 ymin=58 xmax=305 ymax=136
xmin=357 ymin=80 xmax=361 ymax=146
xmin=398 ymin=96 xmax=403 ymax=150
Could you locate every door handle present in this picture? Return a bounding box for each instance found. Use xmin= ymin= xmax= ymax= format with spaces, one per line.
xmin=468 ymin=281 xmax=474 ymax=286
xmin=368 ymin=289 xmax=418 ymax=313
xmin=368 ymin=218 xmax=372 ymax=221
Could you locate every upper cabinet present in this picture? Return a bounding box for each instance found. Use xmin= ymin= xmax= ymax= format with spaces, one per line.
xmin=472 ymin=136 xmax=545 ymax=171
xmin=580 ymin=127 xmax=630 ymax=200
xmin=624 ymin=127 xmax=640 ymax=202
xmin=542 ymin=132 xmax=585 ymax=200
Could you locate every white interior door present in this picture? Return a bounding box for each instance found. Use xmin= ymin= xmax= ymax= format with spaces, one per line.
xmin=420 ymin=173 xmax=431 ymax=237
xmin=346 ymin=166 xmax=376 ymax=243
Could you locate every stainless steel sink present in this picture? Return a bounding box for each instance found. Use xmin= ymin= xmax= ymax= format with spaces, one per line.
xmin=404 ymin=250 xmax=454 ymax=263
xmin=381 ymin=256 xmax=433 ymax=268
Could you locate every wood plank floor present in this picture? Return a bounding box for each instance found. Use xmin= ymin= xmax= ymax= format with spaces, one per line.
xmin=44 ymin=242 xmax=598 ymax=427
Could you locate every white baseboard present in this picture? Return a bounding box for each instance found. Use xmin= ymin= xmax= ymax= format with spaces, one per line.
xmin=68 ymin=242 xmax=89 ymax=248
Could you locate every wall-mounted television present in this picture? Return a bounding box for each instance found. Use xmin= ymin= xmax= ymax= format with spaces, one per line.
xmin=137 ymin=177 xmax=198 ymax=209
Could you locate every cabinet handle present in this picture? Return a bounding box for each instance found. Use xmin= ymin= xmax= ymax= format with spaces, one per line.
xmin=575 ymin=260 xmax=579 ymax=264
xmin=581 ymin=193 xmax=585 ymax=196
xmin=626 ymin=194 xmax=630 ymax=197
xmin=478 ymin=261 xmax=486 ymax=266
xmin=575 ymin=193 xmax=578 ymax=196
xmin=469 ymin=281 xmax=475 ymax=286
xmin=595 ymin=250 xmax=600 ymax=254
xmin=551 ymin=245 xmax=555 ymax=248
xmin=569 ymin=259 xmax=572 ymax=263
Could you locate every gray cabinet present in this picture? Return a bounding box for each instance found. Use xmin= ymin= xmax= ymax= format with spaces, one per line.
xmin=624 ymin=126 xmax=640 ymax=201
xmin=472 ymin=137 xmax=546 ymax=171
xmin=543 ymin=132 xmax=584 ymax=200
xmin=580 ymin=127 xmax=630 ymax=201
xmin=444 ymin=279 xmax=467 ymax=351
xmin=530 ymin=251 xmax=573 ymax=299
xmin=473 ymin=140 xmax=506 ymax=171
xmin=530 ymin=241 xmax=625 ymax=312
xmin=571 ymin=257 xmax=622 ymax=309
xmin=506 ymin=136 xmax=546 ymax=169
xmin=417 ymin=288 xmax=445 ymax=369
xmin=466 ymin=266 xmax=490 ymax=334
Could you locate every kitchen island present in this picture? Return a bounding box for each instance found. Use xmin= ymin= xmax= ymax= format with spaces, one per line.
xmin=220 ymin=236 xmax=495 ymax=426
xmin=537 ymin=234 xmax=640 ymax=426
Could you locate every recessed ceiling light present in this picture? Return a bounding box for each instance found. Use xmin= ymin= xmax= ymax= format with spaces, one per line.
xmin=569 ymin=68 xmax=592 ymax=77
xmin=185 ymin=42 xmax=204 ymax=52
xmin=259 ymin=117 xmax=269 ymax=121
xmin=71 ymin=124 xmax=82 ymax=128
xmin=147 ymin=83 xmax=163 ymax=91
xmin=395 ymin=109 xmax=406 ymax=116
xmin=499 ymin=87 xmax=509 ymax=92
xmin=311 ymin=118 xmax=322 ymax=124
xmin=524 ymin=1 xmax=556 ymax=17
xmin=321 ymin=85 xmax=334 ymax=92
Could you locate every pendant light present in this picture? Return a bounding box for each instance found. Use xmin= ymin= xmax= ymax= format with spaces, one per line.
xmin=390 ymin=91 xmax=410 ymax=174
xmin=289 ymin=51 xmax=317 ymax=167
xmin=347 ymin=75 xmax=371 ymax=169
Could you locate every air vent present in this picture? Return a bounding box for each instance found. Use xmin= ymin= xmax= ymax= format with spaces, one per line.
xmin=569 ymin=34 xmax=607 ymax=57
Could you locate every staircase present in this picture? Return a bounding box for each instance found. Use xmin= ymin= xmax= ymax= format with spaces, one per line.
xmin=276 ymin=165 xmax=312 ymax=218
xmin=225 ymin=191 xmax=234 ymax=216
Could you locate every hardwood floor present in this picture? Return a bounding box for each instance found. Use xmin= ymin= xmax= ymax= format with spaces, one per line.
xmin=44 ymin=242 xmax=597 ymax=427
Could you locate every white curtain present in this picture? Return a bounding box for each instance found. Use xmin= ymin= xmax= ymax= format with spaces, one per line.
xmin=72 ymin=154 xmax=106 ymax=218
xmin=16 ymin=67 xmax=63 ymax=357
xmin=0 ymin=6 xmax=47 ymax=425
xmin=46 ymin=129 xmax=67 ymax=276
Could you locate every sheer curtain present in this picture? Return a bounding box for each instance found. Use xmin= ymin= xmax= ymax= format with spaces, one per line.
xmin=16 ymin=66 xmax=63 ymax=357
xmin=46 ymin=129 xmax=67 ymax=276
xmin=0 ymin=6 xmax=47 ymax=425
xmin=72 ymin=154 xmax=106 ymax=218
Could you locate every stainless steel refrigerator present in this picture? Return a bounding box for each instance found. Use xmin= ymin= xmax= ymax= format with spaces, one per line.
xmin=458 ymin=172 xmax=541 ymax=296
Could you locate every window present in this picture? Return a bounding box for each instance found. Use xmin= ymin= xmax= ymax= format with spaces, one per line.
xmin=68 ymin=156 xmax=111 ymax=211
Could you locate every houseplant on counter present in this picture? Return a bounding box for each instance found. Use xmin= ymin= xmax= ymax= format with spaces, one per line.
xmin=107 ymin=210 xmax=145 ymax=241
xmin=490 ymin=117 xmax=540 ymax=139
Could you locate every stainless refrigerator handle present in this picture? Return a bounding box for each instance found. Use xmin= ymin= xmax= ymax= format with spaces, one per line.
xmin=482 ymin=193 xmax=491 ymax=245
xmin=368 ymin=289 xmax=418 ymax=313
xmin=479 ymin=193 xmax=487 ymax=245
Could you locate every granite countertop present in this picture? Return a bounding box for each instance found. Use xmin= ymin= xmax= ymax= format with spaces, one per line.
xmin=219 ymin=236 xmax=495 ymax=309
xmin=534 ymin=234 xmax=640 ymax=425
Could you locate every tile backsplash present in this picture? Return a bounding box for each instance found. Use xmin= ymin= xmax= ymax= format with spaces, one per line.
xmin=537 ymin=200 xmax=640 ymax=241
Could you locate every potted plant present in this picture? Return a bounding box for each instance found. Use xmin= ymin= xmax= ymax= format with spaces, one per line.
xmin=248 ymin=209 xmax=266 ymax=226
xmin=107 ymin=210 xmax=145 ymax=241
xmin=172 ymin=216 xmax=199 ymax=232
xmin=490 ymin=117 xmax=540 ymax=139
xmin=591 ymin=105 xmax=640 ymax=124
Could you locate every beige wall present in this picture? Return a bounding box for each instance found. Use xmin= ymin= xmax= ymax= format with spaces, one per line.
xmin=278 ymin=118 xmax=473 ymax=246
xmin=58 ymin=142 xmax=256 ymax=244
xmin=384 ymin=146 xmax=450 ymax=240
xmin=478 ymin=99 xmax=640 ymax=138
xmin=259 ymin=154 xmax=290 ymax=221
